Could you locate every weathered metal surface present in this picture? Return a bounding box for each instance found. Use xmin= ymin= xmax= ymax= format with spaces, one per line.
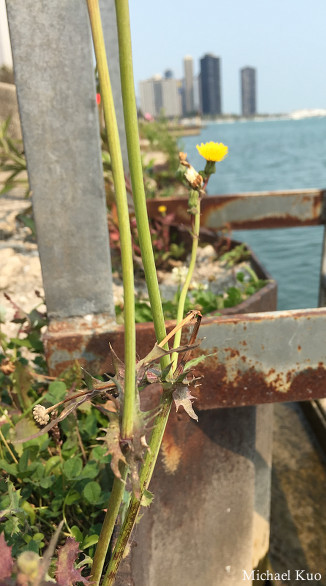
xmin=147 ymin=189 xmax=326 ymax=230
xmin=6 ymin=0 xmax=114 ymax=320
xmin=45 ymin=247 xmax=276 ymax=371
xmin=318 ymin=226 xmax=326 ymax=306
xmin=45 ymin=307 xmax=326 ymax=409
xmin=193 ymin=308 xmax=326 ymax=408
xmin=252 ymin=405 xmax=273 ymax=569
xmin=45 ymin=239 xmax=277 ymax=375
xmin=125 ymin=401 xmax=257 ymax=586
xmin=44 ymin=312 xmax=119 ymax=375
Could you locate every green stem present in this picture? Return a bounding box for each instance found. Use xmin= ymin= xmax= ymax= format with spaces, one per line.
xmin=102 ymin=396 xmax=172 ymax=586
xmin=114 ymin=0 xmax=169 ymax=367
xmin=171 ymin=200 xmax=201 ymax=371
xmin=0 ymin=427 xmax=18 ymax=464
xmin=86 ymin=0 xmax=135 ymax=439
xmin=90 ymin=464 xmax=128 ymax=585
xmin=245 ymin=264 xmax=259 ymax=282
xmin=86 ymin=1 xmax=135 ymax=580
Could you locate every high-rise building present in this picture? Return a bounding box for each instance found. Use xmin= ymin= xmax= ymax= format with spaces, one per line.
xmin=241 ymin=67 xmax=256 ymax=116
xmin=139 ymin=75 xmax=182 ymax=118
xmin=200 ymin=54 xmax=221 ymax=116
xmin=183 ymin=55 xmax=194 ymax=115
xmin=161 ymin=78 xmax=182 ymax=117
xmin=139 ymin=78 xmax=157 ymax=117
xmin=164 ymin=69 xmax=173 ymax=79
xmin=0 ymin=1 xmax=13 ymax=69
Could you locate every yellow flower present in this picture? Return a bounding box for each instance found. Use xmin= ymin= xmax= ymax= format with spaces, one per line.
xmin=196 ymin=141 xmax=228 ymax=162
xmin=158 ymin=205 xmax=167 ymax=214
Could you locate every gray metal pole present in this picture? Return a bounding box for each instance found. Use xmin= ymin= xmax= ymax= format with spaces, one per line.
xmin=6 ymin=0 xmax=114 ymax=320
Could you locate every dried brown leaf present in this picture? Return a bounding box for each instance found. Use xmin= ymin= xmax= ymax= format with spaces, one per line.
xmin=55 ymin=537 xmax=90 ymax=585
xmin=98 ymin=415 xmax=127 ymax=479
xmin=109 ymin=343 xmax=125 ymax=382
xmin=172 ymin=386 xmax=198 ymax=421
xmin=0 ymin=533 xmax=14 ymax=580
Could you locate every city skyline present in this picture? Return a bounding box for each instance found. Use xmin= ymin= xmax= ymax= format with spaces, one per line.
xmin=130 ymin=0 xmax=326 ymax=115
xmin=138 ymin=54 xmax=255 ymax=118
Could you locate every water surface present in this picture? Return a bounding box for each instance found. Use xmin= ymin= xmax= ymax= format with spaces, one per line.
xmin=181 ymin=118 xmax=326 ymax=309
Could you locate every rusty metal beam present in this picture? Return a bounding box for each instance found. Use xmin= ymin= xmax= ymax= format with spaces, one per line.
xmin=192 ymin=307 xmax=326 ymax=408
xmin=147 ymin=188 xmax=326 ymax=230
xmin=45 ymin=307 xmax=326 ymax=409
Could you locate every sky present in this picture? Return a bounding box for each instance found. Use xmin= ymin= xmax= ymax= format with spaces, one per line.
xmin=129 ymin=0 xmax=326 ymax=115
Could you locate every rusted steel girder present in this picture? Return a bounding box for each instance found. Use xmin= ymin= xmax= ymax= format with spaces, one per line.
xmin=146 ymin=188 xmax=326 ymax=230
xmin=44 ymin=307 xmax=326 ymax=409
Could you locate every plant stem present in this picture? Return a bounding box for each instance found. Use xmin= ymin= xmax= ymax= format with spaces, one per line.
xmin=103 ymin=311 xmax=203 ymax=583
xmin=102 ymin=396 xmax=172 ymax=586
xmin=0 ymin=427 xmax=18 ymax=463
xmin=114 ymin=0 xmax=169 ymax=367
xmin=90 ymin=463 xmax=128 ymax=585
xmin=86 ymin=1 xmax=135 ymax=581
xmin=171 ymin=198 xmax=201 ymax=371
xmin=245 ymin=264 xmax=259 ymax=282
xmin=86 ymin=0 xmax=135 ymax=440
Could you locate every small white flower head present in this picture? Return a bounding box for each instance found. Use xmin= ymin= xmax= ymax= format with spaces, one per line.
xmin=33 ymin=405 xmax=50 ymax=425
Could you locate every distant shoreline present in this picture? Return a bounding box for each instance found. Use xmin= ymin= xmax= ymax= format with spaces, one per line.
xmin=204 ymin=109 xmax=326 ymax=123
xmin=172 ymin=109 xmax=326 ymax=136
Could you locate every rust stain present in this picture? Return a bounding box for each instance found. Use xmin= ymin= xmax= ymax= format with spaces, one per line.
xmin=288 ymin=366 xmax=326 ymax=400
xmin=146 ymin=191 xmax=325 ymax=230
xmin=189 ymin=351 xmax=326 ymax=409
xmin=161 ymin=435 xmax=182 ymax=474
xmin=45 ymin=309 xmax=326 ymax=408
xmin=225 ymin=347 xmax=240 ymax=358
xmin=45 ymin=249 xmax=277 ymax=377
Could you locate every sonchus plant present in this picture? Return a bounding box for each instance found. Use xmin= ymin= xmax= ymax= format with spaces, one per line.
xmin=4 ymin=2 xmax=228 ymax=585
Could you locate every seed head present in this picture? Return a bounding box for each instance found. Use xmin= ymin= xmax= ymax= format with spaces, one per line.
xmin=33 ymin=404 xmax=50 ymax=425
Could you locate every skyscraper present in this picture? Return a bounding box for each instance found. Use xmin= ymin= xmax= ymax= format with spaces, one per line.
xmin=200 ymin=54 xmax=221 ymax=116
xmin=139 ymin=78 xmax=158 ymax=117
xmin=241 ymin=67 xmax=256 ymax=116
xmin=164 ymin=69 xmax=173 ymax=79
xmin=183 ymin=55 xmax=194 ymax=115
xmin=139 ymin=75 xmax=182 ymax=118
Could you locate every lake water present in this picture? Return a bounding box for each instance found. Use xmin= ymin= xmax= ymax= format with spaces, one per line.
xmin=181 ymin=117 xmax=326 ymax=310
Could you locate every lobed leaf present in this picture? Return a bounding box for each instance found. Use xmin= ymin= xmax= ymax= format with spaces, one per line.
xmin=55 ymin=537 xmax=91 ymax=585
xmin=97 ymin=414 xmax=127 ymax=479
xmin=172 ymin=386 xmax=198 ymax=421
